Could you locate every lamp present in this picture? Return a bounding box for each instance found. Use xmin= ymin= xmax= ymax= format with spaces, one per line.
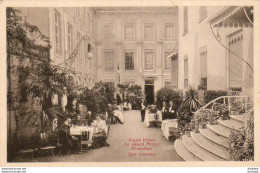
xmin=87 ymin=43 xmax=93 ymax=59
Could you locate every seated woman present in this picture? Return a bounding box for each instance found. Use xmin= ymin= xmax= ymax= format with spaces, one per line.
xmin=92 ymin=116 xmax=110 ymax=148
xmin=113 ymin=107 xmax=124 ymax=124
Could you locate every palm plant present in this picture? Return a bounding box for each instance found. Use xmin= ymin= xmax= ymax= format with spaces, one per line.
xmin=182 ymin=87 xmax=202 ymax=113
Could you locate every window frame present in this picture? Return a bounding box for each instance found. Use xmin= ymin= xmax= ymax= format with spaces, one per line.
xmin=124 ymin=50 xmax=135 ymax=70
xmin=54 ymin=10 xmax=62 ymax=56
xmin=165 ymin=23 xmax=175 ymax=39
xmin=144 ymin=49 xmax=155 ymax=71
xmin=104 ymin=49 xmax=115 ymax=71
xmin=76 ymin=31 xmax=81 ymax=64
xmin=184 ymin=55 xmax=188 ymax=89
xmin=104 ymin=24 xmax=114 ymax=39
xmin=164 ymin=49 xmax=174 ymax=70
xmin=183 ymin=7 xmax=188 ymax=36
xmin=144 ymin=23 xmax=156 ymax=39
xmin=67 ymin=23 xmax=73 ymax=59
xmin=124 ymin=23 xmax=135 ymax=39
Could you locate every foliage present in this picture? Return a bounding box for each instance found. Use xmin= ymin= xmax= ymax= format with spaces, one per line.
xmin=7 ymin=7 xmax=72 ymax=160
xmin=213 ymin=103 xmax=230 ymax=120
xmin=78 ymin=82 xmax=116 ymax=115
xmin=204 ymin=90 xmax=228 ymax=104
xmin=117 ymin=83 xmax=143 ymax=109
xmin=156 ymin=87 xmax=183 ymax=110
xmin=229 ymin=110 xmax=254 ymax=161
xmin=182 ymin=88 xmax=202 ymax=112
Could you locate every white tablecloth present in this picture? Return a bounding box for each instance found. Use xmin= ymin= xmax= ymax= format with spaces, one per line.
xmin=70 ymin=126 xmax=94 ymax=141
xmin=144 ymin=111 xmax=162 ymax=127
xmin=161 ymin=119 xmax=178 ymax=140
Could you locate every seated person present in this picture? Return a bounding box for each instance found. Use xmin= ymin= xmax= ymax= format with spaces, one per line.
xmin=92 ymin=116 xmax=110 ymax=147
xmin=168 ymin=101 xmax=178 ymax=119
xmin=161 ymin=101 xmax=168 ymax=120
xmin=58 ymin=118 xmax=81 ymax=154
xmin=113 ymin=107 xmax=124 ymax=124
xmin=106 ymin=104 xmax=114 ymax=118
xmin=75 ymin=115 xmax=83 ymax=126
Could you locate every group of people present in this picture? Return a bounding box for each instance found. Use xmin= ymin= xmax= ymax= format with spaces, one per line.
xmin=140 ymin=99 xmax=178 ymax=122
xmin=55 ymin=101 xmax=126 ymax=154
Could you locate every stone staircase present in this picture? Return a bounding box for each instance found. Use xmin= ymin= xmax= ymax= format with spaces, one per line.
xmin=174 ymin=114 xmax=245 ymax=161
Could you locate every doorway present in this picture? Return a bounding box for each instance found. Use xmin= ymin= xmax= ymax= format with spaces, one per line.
xmin=145 ymin=79 xmax=155 ymax=105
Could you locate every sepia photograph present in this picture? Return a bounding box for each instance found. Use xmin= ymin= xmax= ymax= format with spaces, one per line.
xmin=4 ymin=4 xmax=256 ymax=164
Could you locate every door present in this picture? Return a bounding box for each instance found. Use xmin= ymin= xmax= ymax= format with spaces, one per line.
xmin=145 ymin=79 xmax=155 ymax=105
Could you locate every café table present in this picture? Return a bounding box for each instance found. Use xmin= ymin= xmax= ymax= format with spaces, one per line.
xmin=70 ymin=126 xmax=94 ymax=142
xmin=161 ymin=119 xmax=178 ymax=140
xmin=144 ymin=111 xmax=162 ymax=127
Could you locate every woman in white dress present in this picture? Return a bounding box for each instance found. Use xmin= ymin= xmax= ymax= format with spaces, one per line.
xmin=113 ymin=107 xmax=124 ymax=124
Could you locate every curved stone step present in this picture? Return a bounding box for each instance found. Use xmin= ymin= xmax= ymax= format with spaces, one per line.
xmin=199 ymin=128 xmax=229 ymax=149
xmin=230 ymin=115 xmax=246 ymax=124
xmin=207 ymin=124 xmax=231 ymax=139
xmin=174 ymin=139 xmax=201 ymax=161
xmin=217 ymin=119 xmax=244 ymax=132
xmin=191 ymin=132 xmax=229 ymax=160
xmin=182 ymin=135 xmax=224 ymax=161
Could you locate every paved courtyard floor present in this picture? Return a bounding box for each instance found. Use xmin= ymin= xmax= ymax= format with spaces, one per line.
xmin=23 ymin=110 xmax=183 ymax=162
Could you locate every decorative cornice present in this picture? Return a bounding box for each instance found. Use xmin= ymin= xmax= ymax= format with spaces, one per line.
xmin=96 ymin=7 xmax=177 ymax=15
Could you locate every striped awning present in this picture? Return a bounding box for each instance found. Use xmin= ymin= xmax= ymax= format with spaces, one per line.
xmin=208 ymin=6 xmax=253 ymax=28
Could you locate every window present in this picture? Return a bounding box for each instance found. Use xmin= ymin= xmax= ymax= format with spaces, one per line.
xmin=164 ymin=49 xmax=173 ymax=70
xmin=165 ymin=81 xmax=171 ymax=88
xmin=105 ymin=49 xmax=114 ymax=70
xmin=144 ymin=50 xmax=155 ymax=70
xmin=104 ymin=25 xmax=114 ymax=39
xmin=199 ymin=47 xmax=207 ymax=90
xmin=124 ymin=24 xmax=134 ymax=39
xmin=144 ymin=23 xmax=155 ymax=39
xmin=165 ymin=23 xmax=175 ymax=38
xmin=76 ymin=31 xmax=81 ymax=64
xmin=125 ymin=50 xmax=134 ymax=70
xmin=183 ymin=7 xmax=188 ymax=35
xmin=54 ymin=11 xmax=61 ymax=55
xmin=184 ymin=56 xmax=188 ymax=88
xmin=228 ymin=31 xmax=243 ymax=91
xmin=199 ymin=6 xmax=207 ymax=21
xmin=67 ymin=23 xmax=73 ymax=57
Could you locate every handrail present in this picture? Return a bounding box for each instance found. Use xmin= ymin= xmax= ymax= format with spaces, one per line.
xmin=195 ymin=95 xmax=250 ymax=114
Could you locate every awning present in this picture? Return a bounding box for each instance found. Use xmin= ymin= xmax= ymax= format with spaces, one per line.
xmin=208 ymin=6 xmax=253 ymax=28
xmin=168 ymin=51 xmax=178 ymax=61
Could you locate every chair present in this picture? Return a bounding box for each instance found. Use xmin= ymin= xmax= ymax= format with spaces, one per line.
xmin=19 ymin=149 xmax=35 ymax=161
xmin=80 ymin=130 xmax=92 ymax=152
xmin=39 ymin=132 xmax=56 ymax=157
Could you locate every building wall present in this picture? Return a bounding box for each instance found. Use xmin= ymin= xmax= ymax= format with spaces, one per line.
xmin=177 ymin=6 xmax=246 ymax=91
xmin=17 ymin=7 xmax=97 ymax=88
xmin=95 ymin=8 xmax=178 ymax=93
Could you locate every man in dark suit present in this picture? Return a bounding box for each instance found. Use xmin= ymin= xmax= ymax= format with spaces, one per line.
xmin=140 ymin=98 xmax=146 ymax=122
xmin=167 ymin=101 xmax=177 ymax=119
xmin=161 ymin=101 xmax=168 ymax=120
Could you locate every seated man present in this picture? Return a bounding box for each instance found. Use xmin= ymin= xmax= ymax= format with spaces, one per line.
xmin=59 ymin=118 xmax=81 ymax=154
xmin=92 ymin=116 xmax=110 ymax=148
xmin=167 ymin=101 xmax=178 ymax=119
